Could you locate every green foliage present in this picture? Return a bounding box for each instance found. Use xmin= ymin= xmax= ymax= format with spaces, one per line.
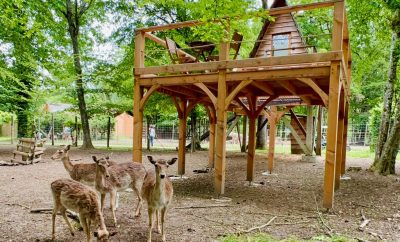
xmin=0 ymin=111 xmax=14 ymax=125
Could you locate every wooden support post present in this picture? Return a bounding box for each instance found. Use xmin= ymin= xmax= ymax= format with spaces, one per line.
xmin=341 ymin=101 xmax=349 ymax=175
xmin=323 ymin=62 xmax=341 ymax=209
xmin=268 ymin=107 xmax=277 ymax=173
xmin=335 ymin=92 xmax=345 ymax=190
xmin=306 ymin=106 xmax=313 ymax=155
xmin=316 ymin=106 xmax=322 ymax=156
xmin=323 ymin=0 xmax=344 ymax=209
xmin=214 ymin=39 xmax=229 ymax=196
xmin=241 ymin=116 xmax=247 ymax=152
xmin=208 ymin=120 xmax=216 ymax=168
xmin=247 ymin=116 xmax=257 ymax=182
xmin=133 ymin=30 xmax=145 ymax=163
xmin=178 ymin=115 xmax=187 ymax=175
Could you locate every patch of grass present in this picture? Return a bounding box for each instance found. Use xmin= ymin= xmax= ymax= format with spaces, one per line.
xmin=220 ymin=233 xmax=356 ymax=242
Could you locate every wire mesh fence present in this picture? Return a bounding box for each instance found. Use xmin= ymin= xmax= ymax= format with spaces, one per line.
xmin=0 ymin=113 xmax=372 ymax=151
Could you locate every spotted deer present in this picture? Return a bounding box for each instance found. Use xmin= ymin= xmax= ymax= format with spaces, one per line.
xmin=142 ymin=156 xmax=177 ymax=242
xmin=51 ymin=145 xmax=117 ymax=186
xmin=92 ymin=156 xmax=146 ymax=227
xmin=51 ymin=178 xmax=116 ymax=242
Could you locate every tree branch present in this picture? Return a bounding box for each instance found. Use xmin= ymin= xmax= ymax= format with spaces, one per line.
xmin=79 ymin=0 xmax=94 ymax=17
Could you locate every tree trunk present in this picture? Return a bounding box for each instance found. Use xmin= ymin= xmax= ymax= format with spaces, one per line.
xmin=256 ymin=115 xmax=267 ymax=149
xmin=64 ymin=0 xmax=94 ymax=149
xmin=371 ymin=16 xmax=400 ymax=173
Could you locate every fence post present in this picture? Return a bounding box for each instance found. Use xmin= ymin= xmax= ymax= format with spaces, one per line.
xmin=11 ymin=115 xmax=14 ymax=144
xmin=107 ymin=116 xmax=111 ymax=148
xmin=51 ymin=113 xmax=55 ymax=146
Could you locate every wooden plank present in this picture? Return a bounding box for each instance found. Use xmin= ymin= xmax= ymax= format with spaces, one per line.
xmin=254 ymin=96 xmax=277 ymax=117
xmin=194 ymin=83 xmax=217 ymax=108
xmin=133 ymin=31 xmax=145 ymax=163
xmin=290 ymin=110 xmax=306 ymax=137
xmin=225 ymin=80 xmax=253 ymax=110
xmin=306 ymin=106 xmax=314 ymax=154
xmin=247 ymin=116 xmax=257 ymax=182
xmin=251 ymin=81 xmax=274 ymax=95
xmin=136 ymin=52 xmax=342 ymax=75
xmin=297 ymin=78 xmax=328 ymax=106
xmin=267 ymin=108 xmax=277 ymax=173
xmin=323 ymin=61 xmax=340 ymax=209
xmin=332 ymin=1 xmax=344 ymax=51
xmin=266 ymin=26 xmax=299 ymax=35
xmin=316 ymin=106 xmax=322 ymax=156
xmin=283 ymin=117 xmax=311 ymax=154
xmin=139 ymin=84 xmax=160 ymax=111
xmin=214 ymin=41 xmax=229 ymax=195
xmin=144 ymin=32 xmax=196 ymax=61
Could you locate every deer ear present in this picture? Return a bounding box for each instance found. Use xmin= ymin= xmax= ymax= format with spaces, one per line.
xmin=92 ymin=156 xmax=98 ymax=163
xmin=168 ymin=158 xmax=177 ymax=165
xmin=147 ymin=156 xmax=156 ymax=164
xmin=65 ymin=145 xmax=71 ymax=151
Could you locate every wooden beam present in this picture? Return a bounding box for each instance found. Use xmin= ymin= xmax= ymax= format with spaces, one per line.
xmin=247 ymin=116 xmax=257 ymax=182
xmin=214 ymin=40 xmax=229 ymax=196
xmin=162 ymin=86 xmax=199 ymax=98
xmin=283 ymin=117 xmax=311 ymax=155
xmin=251 ymin=81 xmax=274 ymax=95
xmin=136 ymin=1 xmax=340 ymax=32
xmin=278 ymin=81 xmax=312 ymax=105
xmin=323 ymin=61 xmax=341 ymax=209
xmin=316 ymin=106 xmax=323 ymax=156
xmin=254 ymin=96 xmax=277 ymax=117
xmin=332 ymin=1 xmax=344 ymax=51
xmin=306 ymin=106 xmax=314 ymax=154
xmin=133 ymin=31 xmax=145 ymax=163
xmin=144 ymin=32 xmax=196 ymax=61
xmin=290 ymin=110 xmax=306 ymax=137
xmin=136 ymin=52 xmax=342 ymax=75
xmin=194 ymin=83 xmax=217 ymax=107
xmin=267 ymin=107 xmax=277 ymax=173
xmin=297 ymin=78 xmax=328 ymax=107
xmin=235 ymin=97 xmax=251 ymax=116
xmin=178 ymin=114 xmax=187 ymax=175
xmin=225 ymin=80 xmax=253 ymax=110
xmin=341 ymin=101 xmax=349 ymax=175
xmin=335 ymin=93 xmax=345 ymax=190
xmin=139 ymin=84 xmax=160 ymax=111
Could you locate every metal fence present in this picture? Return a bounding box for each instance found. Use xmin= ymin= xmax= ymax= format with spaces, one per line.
xmin=0 ymin=114 xmax=372 ymax=150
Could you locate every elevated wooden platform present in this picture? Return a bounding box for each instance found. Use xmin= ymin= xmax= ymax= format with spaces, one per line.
xmin=133 ymin=0 xmax=351 ymax=209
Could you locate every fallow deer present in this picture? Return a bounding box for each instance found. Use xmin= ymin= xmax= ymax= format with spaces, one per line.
xmin=51 ymin=145 xmax=117 ymax=186
xmin=142 ymin=156 xmax=177 ymax=242
xmin=51 ymin=178 xmax=116 ymax=242
xmin=92 ymin=156 xmax=146 ymax=227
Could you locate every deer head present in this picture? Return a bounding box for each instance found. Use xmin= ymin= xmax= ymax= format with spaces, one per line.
xmin=147 ymin=156 xmax=177 ymax=179
xmin=51 ymin=145 xmax=71 ymax=160
xmin=92 ymin=156 xmax=111 ymax=178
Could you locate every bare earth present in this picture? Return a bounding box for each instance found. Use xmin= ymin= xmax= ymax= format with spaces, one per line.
xmin=1 ymin=145 xmax=400 ymax=242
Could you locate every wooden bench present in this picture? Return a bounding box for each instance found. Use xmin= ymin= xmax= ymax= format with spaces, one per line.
xmin=11 ymin=138 xmax=46 ymax=165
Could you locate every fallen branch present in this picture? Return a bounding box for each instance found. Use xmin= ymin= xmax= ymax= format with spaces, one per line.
xmin=274 ymin=220 xmax=310 ymax=225
xmin=239 ymin=216 xmax=277 ymax=234
xmin=174 ymin=205 xmax=232 ymax=209
xmin=30 ymin=208 xmax=80 ymax=223
xmin=312 ymin=192 xmax=333 ymax=236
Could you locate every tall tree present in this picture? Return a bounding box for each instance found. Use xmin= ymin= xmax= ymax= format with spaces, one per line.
xmin=371 ymin=1 xmax=400 ymax=174
xmin=59 ymin=0 xmax=95 ymax=149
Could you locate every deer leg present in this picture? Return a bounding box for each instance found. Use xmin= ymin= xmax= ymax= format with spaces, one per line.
xmin=80 ymin=215 xmax=92 ymax=242
xmin=61 ymin=209 xmax=74 ymax=236
xmin=156 ymin=210 xmax=161 ymax=233
xmin=147 ymin=207 xmax=154 ymax=242
xmin=110 ymin=190 xmax=118 ymax=227
xmin=115 ymin=192 xmax=120 ymax=209
xmin=52 ymin=205 xmax=58 ymax=240
xmin=100 ymin=193 xmax=106 ymax=212
xmin=161 ymin=208 xmax=167 ymax=242
xmin=132 ymin=184 xmax=142 ymax=217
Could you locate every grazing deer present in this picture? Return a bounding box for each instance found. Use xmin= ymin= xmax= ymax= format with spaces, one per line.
xmin=51 ymin=145 xmax=117 ymax=186
xmin=51 ymin=178 xmax=116 ymax=242
xmin=92 ymin=156 xmax=146 ymax=227
xmin=142 ymin=156 xmax=177 ymax=242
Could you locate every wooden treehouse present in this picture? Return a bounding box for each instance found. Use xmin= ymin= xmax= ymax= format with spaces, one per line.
xmin=133 ymin=0 xmax=351 ymax=209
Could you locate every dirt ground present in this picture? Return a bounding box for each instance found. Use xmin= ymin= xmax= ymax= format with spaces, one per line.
xmin=1 ymin=145 xmax=400 ymax=242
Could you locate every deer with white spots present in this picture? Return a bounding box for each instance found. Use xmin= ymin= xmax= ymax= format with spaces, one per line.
xmin=142 ymin=156 xmax=177 ymax=242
